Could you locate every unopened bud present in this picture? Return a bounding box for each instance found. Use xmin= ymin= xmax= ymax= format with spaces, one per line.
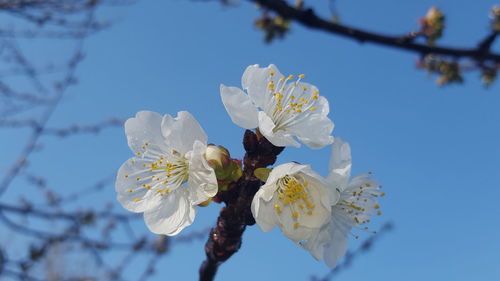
xmin=205 ymin=145 xmax=231 ymax=176
xmin=420 ymin=7 xmax=445 ymax=45
xmin=491 ymin=6 xmax=500 ymax=32
xmin=205 ymin=145 xmax=242 ymax=192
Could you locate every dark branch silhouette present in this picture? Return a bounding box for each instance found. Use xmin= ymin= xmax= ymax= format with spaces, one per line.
xmin=251 ymin=0 xmax=500 ymax=63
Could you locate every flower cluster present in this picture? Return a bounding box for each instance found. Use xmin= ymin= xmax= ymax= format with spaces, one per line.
xmin=115 ymin=64 xmax=382 ymax=269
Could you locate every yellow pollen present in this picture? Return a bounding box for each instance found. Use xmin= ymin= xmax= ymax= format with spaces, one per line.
xmin=298 ymin=74 xmax=305 ymax=78
xmin=288 ymin=75 xmax=294 ymax=80
xmin=133 ymin=198 xmax=142 ymax=202
xmin=269 ymin=71 xmax=275 ymax=76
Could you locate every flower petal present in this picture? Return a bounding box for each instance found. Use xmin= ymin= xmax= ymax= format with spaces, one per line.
xmin=161 ymin=111 xmax=207 ymax=155
xmin=258 ymin=111 xmax=300 ymax=147
xmin=125 ymin=111 xmax=167 ymax=155
xmin=251 ymin=189 xmax=280 ymax=232
xmin=327 ymin=138 xmax=352 ymax=190
xmin=115 ymin=157 xmax=162 ymax=213
xmin=220 ymin=84 xmax=259 ymax=129
xmin=143 ymin=188 xmax=195 ymax=236
xmin=323 ymin=220 xmax=349 ymax=268
xmin=242 ymin=64 xmax=284 ymax=108
xmin=187 ymin=140 xmax=218 ymax=204
xmin=287 ymin=96 xmax=334 ymax=149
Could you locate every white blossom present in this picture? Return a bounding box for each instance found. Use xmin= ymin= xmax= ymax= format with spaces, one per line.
xmin=115 ymin=111 xmax=218 ymax=236
xmin=302 ymin=138 xmax=383 ymax=268
xmin=220 ymin=64 xmax=334 ymax=149
xmin=251 ymin=163 xmax=337 ymax=242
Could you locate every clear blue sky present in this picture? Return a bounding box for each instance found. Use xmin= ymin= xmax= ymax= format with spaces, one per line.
xmin=2 ymin=0 xmax=500 ymax=280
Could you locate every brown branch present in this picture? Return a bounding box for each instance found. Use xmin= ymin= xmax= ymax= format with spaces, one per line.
xmin=199 ymin=130 xmax=284 ymax=281
xmin=252 ymin=0 xmax=500 ymax=63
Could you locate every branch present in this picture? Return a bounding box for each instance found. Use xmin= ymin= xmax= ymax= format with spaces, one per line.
xmin=252 ymin=0 xmax=500 ymax=63
xmin=199 ymin=130 xmax=284 ymax=281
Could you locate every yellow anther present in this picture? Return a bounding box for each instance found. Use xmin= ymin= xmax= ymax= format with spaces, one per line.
xmin=136 ymin=177 xmax=141 ymax=181
xmin=302 ymin=87 xmax=307 ymax=91
xmin=133 ymin=198 xmax=142 ymax=202
xmin=293 ymin=222 xmax=299 ymax=229
xmin=380 ymin=192 xmax=386 ymax=197
xmin=374 ymin=204 xmax=380 ymax=209
xmin=354 ymin=217 xmax=360 ymax=223
xmin=365 ymin=183 xmax=371 ymax=187
xmin=290 ymin=95 xmax=295 ymax=100
xmin=274 ymin=204 xmax=282 ymax=214
xmin=296 ymin=109 xmax=302 ymax=113
xmin=298 ymin=204 xmax=304 ymax=210
xmin=124 ymin=174 xmax=129 ymax=178
xmin=288 ymin=75 xmax=294 ymax=80
xmin=298 ymin=74 xmax=305 ymax=78
xmin=136 ymin=152 xmax=141 ymax=155
xmin=307 ymin=211 xmax=313 ymax=215
xmin=128 ymin=189 xmax=133 ymax=193
xmin=377 ymin=210 xmax=382 ymax=215
xmin=306 ymin=201 xmax=315 ymax=209
xmin=145 ymin=185 xmax=151 ymax=190
xmin=269 ymin=71 xmax=275 ymax=76
xmin=292 ymin=212 xmax=299 ymax=219
xmin=303 ymin=181 xmax=309 ymax=187
xmin=309 ymin=107 xmax=316 ymax=111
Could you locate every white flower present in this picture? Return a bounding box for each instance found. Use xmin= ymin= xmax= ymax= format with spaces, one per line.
xmin=115 ymin=111 xmax=218 ymax=236
xmin=302 ymin=138 xmax=383 ymax=268
xmin=220 ymin=64 xmax=334 ymax=149
xmin=251 ymin=163 xmax=337 ymax=242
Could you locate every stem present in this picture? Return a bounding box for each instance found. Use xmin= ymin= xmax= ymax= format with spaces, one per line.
xmin=199 ymin=130 xmax=284 ymax=281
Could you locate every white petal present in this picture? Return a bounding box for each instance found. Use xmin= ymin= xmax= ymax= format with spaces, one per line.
xmin=287 ymin=96 xmax=334 ymax=149
xmin=242 ymin=64 xmax=284 ymax=108
xmin=329 ymin=137 xmax=352 ymax=177
xmin=251 ymin=189 xmax=280 ymax=232
xmin=161 ymin=111 xmax=207 ymax=155
xmin=258 ymin=111 xmax=300 ymax=148
xmin=187 ymin=140 xmax=218 ymax=204
xmin=125 ymin=111 xmax=167 ymax=154
xmin=220 ymin=84 xmax=259 ymax=129
xmin=115 ymin=157 xmax=162 ymax=213
xmin=143 ymin=188 xmax=195 ymax=236
xmin=323 ymin=224 xmax=349 ymax=268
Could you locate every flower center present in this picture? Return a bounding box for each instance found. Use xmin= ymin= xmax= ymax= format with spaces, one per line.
xmin=265 ymin=72 xmax=320 ymax=132
xmin=131 ymin=142 xmax=190 ymax=197
xmin=274 ymin=175 xmax=316 ymax=229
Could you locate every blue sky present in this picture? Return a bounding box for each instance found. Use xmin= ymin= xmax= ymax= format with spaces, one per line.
xmin=1 ymin=0 xmax=500 ymax=280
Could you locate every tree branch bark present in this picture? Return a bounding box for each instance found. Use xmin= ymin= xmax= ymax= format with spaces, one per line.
xmin=199 ymin=130 xmax=283 ymax=281
xmin=252 ymin=0 xmax=500 ymax=63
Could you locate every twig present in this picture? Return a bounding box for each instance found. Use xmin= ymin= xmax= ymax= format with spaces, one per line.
xmin=199 ymin=130 xmax=284 ymax=281
xmin=252 ymin=0 xmax=500 ymax=63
